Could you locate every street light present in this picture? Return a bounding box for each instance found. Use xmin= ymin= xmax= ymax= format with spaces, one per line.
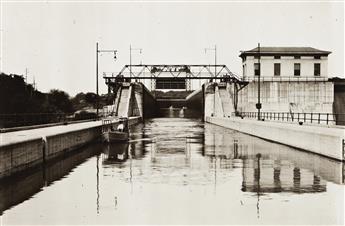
xmin=96 ymin=42 xmax=117 ymax=118
xmin=204 ymin=45 xmax=217 ymax=80
xmin=205 ymin=45 xmax=217 ymax=117
xmin=129 ymin=44 xmax=143 ymax=80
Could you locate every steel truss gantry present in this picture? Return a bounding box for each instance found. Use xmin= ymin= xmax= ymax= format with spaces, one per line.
xmin=103 ymin=64 xmax=248 ymax=93
xmin=103 ymin=64 xmax=245 ymax=82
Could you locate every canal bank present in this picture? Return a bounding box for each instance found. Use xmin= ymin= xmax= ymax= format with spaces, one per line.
xmin=0 ymin=117 xmax=141 ymax=179
xmin=206 ymin=116 xmax=345 ymax=161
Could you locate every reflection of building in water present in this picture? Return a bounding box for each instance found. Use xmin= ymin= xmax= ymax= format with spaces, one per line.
xmin=241 ymin=158 xmax=327 ymax=193
xmin=204 ymin=123 xmax=344 ymax=185
xmin=204 ymin=130 xmax=328 ymax=193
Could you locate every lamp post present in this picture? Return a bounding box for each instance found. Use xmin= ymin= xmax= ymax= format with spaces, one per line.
xmin=205 ymin=45 xmax=217 ymax=117
xmin=96 ymin=42 xmax=117 ymax=118
xmin=204 ymin=45 xmax=217 ymax=79
xmin=129 ymin=44 xmax=143 ymax=79
xmin=256 ymin=43 xmax=262 ymax=121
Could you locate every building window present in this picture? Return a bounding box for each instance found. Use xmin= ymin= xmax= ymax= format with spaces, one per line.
xmin=274 ymin=56 xmax=281 ymax=59
xmin=294 ymin=56 xmax=301 ymax=59
xmin=274 ymin=63 xmax=281 ymax=76
xmin=314 ymin=63 xmax=321 ymax=76
xmin=254 ymin=63 xmax=260 ymax=76
xmin=314 ymin=56 xmax=321 ymax=59
xmin=294 ymin=63 xmax=300 ymax=76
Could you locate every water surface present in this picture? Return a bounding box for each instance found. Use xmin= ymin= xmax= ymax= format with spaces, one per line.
xmin=1 ymin=117 xmax=344 ymax=225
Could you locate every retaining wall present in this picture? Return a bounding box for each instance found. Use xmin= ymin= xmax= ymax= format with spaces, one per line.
xmin=45 ymin=127 xmax=102 ymax=160
xmin=0 ymin=138 xmax=43 ymax=178
xmin=237 ymin=81 xmax=334 ymax=113
xmin=206 ymin=116 xmax=345 ymax=161
xmin=0 ymin=117 xmax=141 ymax=179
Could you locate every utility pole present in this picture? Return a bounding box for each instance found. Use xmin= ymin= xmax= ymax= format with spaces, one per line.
xmin=205 ymin=45 xmax=217 ymax=117
xmin=256 ymin=43 xmax=262 ymax=120
xmin=129 ymin=44 xmax=142 ymax=79
xmin=205 ymin=45 xmax=217 ymax=79
xmin=96 ymin=42 xmax=99 ymax=118
xmin=215 ymin=45 xmax=217 ymax=77
xmin=96 ymin=42 xmax=117 ymax=118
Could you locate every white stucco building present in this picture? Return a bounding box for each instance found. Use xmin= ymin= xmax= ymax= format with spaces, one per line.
xmin=239 ymin=47 xmax=331 ymax=79
xmin=236 ymin=47 xmax=334 ymax=118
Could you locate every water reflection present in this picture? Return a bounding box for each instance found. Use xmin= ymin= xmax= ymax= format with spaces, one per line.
xmin=102 ymin=143 xmax=130 ymax=164
xmin=203 ymin=123 xmax=342 ymax=190
xmin=0 ymin=118 xmax=344 ymax=225
xmin=158 ymin=107 xmax=201 ymax=118
xmin=0 ymin=143 xmax=102 ymax=215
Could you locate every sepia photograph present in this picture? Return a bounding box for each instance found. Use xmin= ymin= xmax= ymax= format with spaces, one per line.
xmin=0 ymin=0 xmax=344 ymax=225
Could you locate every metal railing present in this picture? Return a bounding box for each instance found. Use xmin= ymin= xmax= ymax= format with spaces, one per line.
xmin=236 ymin=111 xmax=345 ymax=125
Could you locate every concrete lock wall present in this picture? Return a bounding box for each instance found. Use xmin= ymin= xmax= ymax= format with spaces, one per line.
xmin=132 ymin=83 xmax=144 ymax=117
xmin=237 ymin=81 xmax=334 ymax=121
xmin=204 ymin=82 xmax=237 ymax=119
xmin=0 ymin=117 xmax=141 ymax=179
xmin=206 ymin=116 xmax=345 ymax=161
xmin=45 ymin=127 xmax=102 ymax=160
xmin=116 ymin=83 xmax=157 ymax=118
xmin=117 ymin=86 xmax=132 ymax=117
xmin=0 ymin=138 xmax=43 ymax=178
xmin=141 ymin=84 xmax=157 ymax=118
xmin=131 ymin=82 xmax=157 ymax=118
xmin=204 ymin=83 xmax=215 ymax=119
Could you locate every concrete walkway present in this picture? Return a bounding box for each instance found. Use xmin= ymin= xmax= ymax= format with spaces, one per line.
xmin=0 ymin=120 xmax=103 ymax=146
xmin=207 ymin=116 xmax=345 ymax=161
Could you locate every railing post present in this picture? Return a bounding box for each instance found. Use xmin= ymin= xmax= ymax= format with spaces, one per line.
xmin=304 ymin=113 xmax=306 ymax=123
xmin=326 ymin=113 xmax=329 ymax=125
xmin=311 ymin=113 xmax=313 ymax=123
xmin=297 ymin=113 xmax=300 ymax=122
xmin=318 ymin=113 xmax=320 ymax=124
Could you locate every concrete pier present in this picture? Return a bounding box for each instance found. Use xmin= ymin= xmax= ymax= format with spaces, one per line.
xmin=0 ymin=117 xmax=141 ymax=179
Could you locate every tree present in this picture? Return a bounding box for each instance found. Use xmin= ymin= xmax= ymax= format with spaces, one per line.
xmin=85 ymin=92 xmax=98 ymax=105
xmin=48 ymin=89 xmax=74 ymax=113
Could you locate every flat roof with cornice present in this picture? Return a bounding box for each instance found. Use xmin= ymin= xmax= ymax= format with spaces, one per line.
xmin=239 ymin=47 xmax=331 ymax=58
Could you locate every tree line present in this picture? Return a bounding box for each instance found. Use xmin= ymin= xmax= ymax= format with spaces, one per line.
xmin=0 ymin=72 xmax=114 ymax=115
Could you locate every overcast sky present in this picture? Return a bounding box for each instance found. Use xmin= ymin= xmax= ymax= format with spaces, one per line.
xmin=1 ymin=1 xmax=344 ymax=96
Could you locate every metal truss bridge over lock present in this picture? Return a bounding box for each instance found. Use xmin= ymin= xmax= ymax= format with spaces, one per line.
xmin=103 ymin=64 xmax=248 ymax=92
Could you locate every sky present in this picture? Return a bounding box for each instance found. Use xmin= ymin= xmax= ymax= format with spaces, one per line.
xmin=0 ymin=1 xmax=344 ymax=96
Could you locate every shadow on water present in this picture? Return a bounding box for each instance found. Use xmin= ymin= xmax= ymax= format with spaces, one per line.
xmin=0 ymin=142 xmax=103 ymax=215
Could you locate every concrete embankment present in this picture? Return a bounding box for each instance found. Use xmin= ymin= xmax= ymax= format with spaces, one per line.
xmin=0 ymin=117 xmax=141 ymax=179
xmin=206 ymin=116 xmax=345 ymax=161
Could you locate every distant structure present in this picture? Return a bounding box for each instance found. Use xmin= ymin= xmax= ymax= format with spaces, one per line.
xmin=235 ymin=46 xmax=335 ymax=122
xmin=239 ymin=47 xmax=331 ymax=79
